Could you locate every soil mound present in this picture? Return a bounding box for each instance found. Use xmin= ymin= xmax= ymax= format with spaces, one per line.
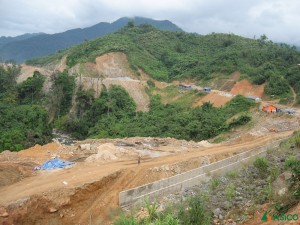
xmin=85 ymin=143 xmax=118 ymax=162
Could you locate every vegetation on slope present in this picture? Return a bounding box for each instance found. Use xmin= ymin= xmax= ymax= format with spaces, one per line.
xmin=2 ymin=62 xmax=254 ymax=150
xmin=0 ymin=17 xmax=182 ymax=63
xmin=3 ymin=23 xmax=300 ymax=150
xmin=60 ymin=82 xmax=255 ymax=140
xmin=28 ymin=25 xmax=300 ymax=102
xmin=0 ymin=65 xmax=52 ymax=151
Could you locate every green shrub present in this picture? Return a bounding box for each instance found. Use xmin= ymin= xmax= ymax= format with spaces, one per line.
xmin=209 ymin=177 xmax=221 ymax=190
xmin=147 ymin=79 xmax=155 ymax=88
xmin=285 ymin=158 xmax=300 ymax=198
xmin=154 ymin=214 xmax=180 ymax=225
xmin=228 ymin=114 xmax=252 ymax=129
xmin=253 ymin=157 xmax=269 ymax=177
xmin=179 ymin=194 xmax=211 ymax=225
xmin=225 ymin=184 xmax=236 ymax=208
xmin=113 ymin=214 xmax=138 ymax=225
xmin=226 ymin=171 xmax=238 ymax=179
xmin=144 ymin=199 xmax=158 ymax=221
xmin=294 ymin=134 xmax=300 ymax=148
xmin=269 ymin=166 xmax=280 ymax=182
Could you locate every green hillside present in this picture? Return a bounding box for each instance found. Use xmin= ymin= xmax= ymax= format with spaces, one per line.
xmin=0 ymin=17 xmax=182 ymax=63
xmin=0 ymin=63 xmax=255 ymax=151
xmin=28 ymin=25 xmax=300 ymax=103
xmin=3 ymin=25 xmax=300 ymax=150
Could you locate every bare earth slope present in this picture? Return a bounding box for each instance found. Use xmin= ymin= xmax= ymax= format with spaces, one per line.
xmin=70 ymin=52 xmax=150 ymax=111
xmin=0 ymin=128 xmax=295 ymax=225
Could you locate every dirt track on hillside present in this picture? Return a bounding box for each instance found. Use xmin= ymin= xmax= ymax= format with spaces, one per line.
xmin=0 ymin=130 xmax=294 ymax=225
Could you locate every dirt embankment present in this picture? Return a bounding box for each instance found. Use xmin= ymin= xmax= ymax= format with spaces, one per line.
xmin=230 ymin=79 xmax=265 ymax=98
xmin=193 ymin=91 xmax=233 ymax=107
xmin=70 ymin=52 xmax=150 ymax=111
xmin=0 ymin=128 xmax=295 ymax=225
xmin=17 ymin=65 xmax=51 ymax=83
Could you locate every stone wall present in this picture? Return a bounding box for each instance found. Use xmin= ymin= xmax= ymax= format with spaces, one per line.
xmin=119 ymin=139 xmax=283 ymax=207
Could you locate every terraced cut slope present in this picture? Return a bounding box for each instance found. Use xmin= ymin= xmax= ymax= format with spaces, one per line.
xmin=71 ymin=52 xmax=150 ymax=111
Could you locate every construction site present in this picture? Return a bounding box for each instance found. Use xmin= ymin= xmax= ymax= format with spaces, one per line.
xmin=1 ymin=52 xmax=300 ymax=225
xmin=0 ymin=104 xmax=299 ymax=224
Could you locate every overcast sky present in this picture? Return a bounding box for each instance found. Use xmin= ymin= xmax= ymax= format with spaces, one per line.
xmin=0 ymin=0 xmax=299 ymax=45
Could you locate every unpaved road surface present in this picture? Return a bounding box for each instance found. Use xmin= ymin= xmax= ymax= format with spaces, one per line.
xmin=0 ymin=130 xmax=294 ymax=225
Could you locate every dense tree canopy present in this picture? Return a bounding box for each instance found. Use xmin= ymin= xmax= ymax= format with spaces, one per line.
xmin=60 ymin=84 xmax=255 ymax=141
xmin=0 ymin=65 xmax=52 ymax=152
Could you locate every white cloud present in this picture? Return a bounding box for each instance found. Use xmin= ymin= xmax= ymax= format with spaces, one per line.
xmin=0 ymin=0 xmax=299 ymax=45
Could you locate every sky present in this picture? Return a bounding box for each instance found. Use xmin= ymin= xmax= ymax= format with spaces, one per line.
xmin=0 ymin=0 xmax=300 ymax=45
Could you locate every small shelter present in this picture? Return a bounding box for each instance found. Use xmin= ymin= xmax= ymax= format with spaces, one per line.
xmin=262 ymin=104 xmax=277 ymax=113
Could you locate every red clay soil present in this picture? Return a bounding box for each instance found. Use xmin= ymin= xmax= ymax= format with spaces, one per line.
xmin=230 ymin=79 xmax=265 ymax=98
xmin=17 ymin=143 xmax=61 ymax=163
xmin=193 ymin=92 xmax=233 ymax=107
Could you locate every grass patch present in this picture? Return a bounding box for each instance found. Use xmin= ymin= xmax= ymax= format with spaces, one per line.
xmin=226 ymin=171 xmax=239 ymax=179
xmin=212 ymin=136 xmax=226 ymax=143
xmin=209 ymin=177 xmax=221 ymax=191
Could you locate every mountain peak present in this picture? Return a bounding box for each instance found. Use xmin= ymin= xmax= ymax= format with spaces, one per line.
xmin=113 ymin=16 xmax=183 ymax=32
xmin=0 ymin=17 xmax=183 ymax=63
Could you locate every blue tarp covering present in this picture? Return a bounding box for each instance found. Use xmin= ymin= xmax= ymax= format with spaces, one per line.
xmin=41 ymin=158 xmax=75 ymax=170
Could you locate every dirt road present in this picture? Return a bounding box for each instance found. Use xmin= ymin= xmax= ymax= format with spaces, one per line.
xmin=0 ymin=130 xmax=293 ymax=225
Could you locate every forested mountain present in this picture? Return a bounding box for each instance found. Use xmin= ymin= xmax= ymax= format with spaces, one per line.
xmin=2 ymin=24 xmax=300 ymax=151
xmin=0 ymin=33 xmax=44 ymax=48
xmin=0 ymin=63 xmax=255 ymax=151
xmin=29 ymin=25 xmax=300 ymax=103
xmin=0 ymin=17 xmax=182 ymax=63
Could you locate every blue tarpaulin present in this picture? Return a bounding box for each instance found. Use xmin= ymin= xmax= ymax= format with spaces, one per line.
xmin=41 ymin=158 xmax=75 ymax=170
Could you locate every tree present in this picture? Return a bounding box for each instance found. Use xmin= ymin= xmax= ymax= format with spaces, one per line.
xmin=127 ymin=20 xmax=134 ymax=28
xmin=259 ymin=34 xmax=268 ymax=43
xmin=75 ymin=86 xmax=95 ymax=119
xmin=17 ymin=71 xmax=45 ymax=104
xmin=265 ymin=74 xmax=290 ymax=97
xmin=50 ymin=70 xmax=75 ymax=118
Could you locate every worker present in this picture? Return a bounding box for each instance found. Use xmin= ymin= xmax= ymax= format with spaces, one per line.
xmin=138 ymin=155 xmax=141 ymax=165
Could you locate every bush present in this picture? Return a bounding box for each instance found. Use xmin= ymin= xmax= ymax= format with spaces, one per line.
xmin=228 ymin=114 xmax=252 ymax=129
xmin=113 ymin=214 xmax=138 ymax=225
xmin=225 ymin=184 xmax=236 ymax=208
xmin=253 ymin=157 xmax=269 ymax=177
xmin=294 ymin=134 xmax=300 ymax=148
xmin=179 ymin=194 xmax=211 ymax=225
xmin=147 ymin=79 xmax=155 ymax=88
xmin=285 ymin=158 xmax=300 ymax=198
xmin=209 ymin=177 xmax=221 ymax=191
xmin=154 ymin=214 xmax=180 ymax=225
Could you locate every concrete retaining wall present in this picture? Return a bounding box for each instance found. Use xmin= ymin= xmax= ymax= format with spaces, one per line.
xmin=119 ymin=139 xmax=284 ymax=207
